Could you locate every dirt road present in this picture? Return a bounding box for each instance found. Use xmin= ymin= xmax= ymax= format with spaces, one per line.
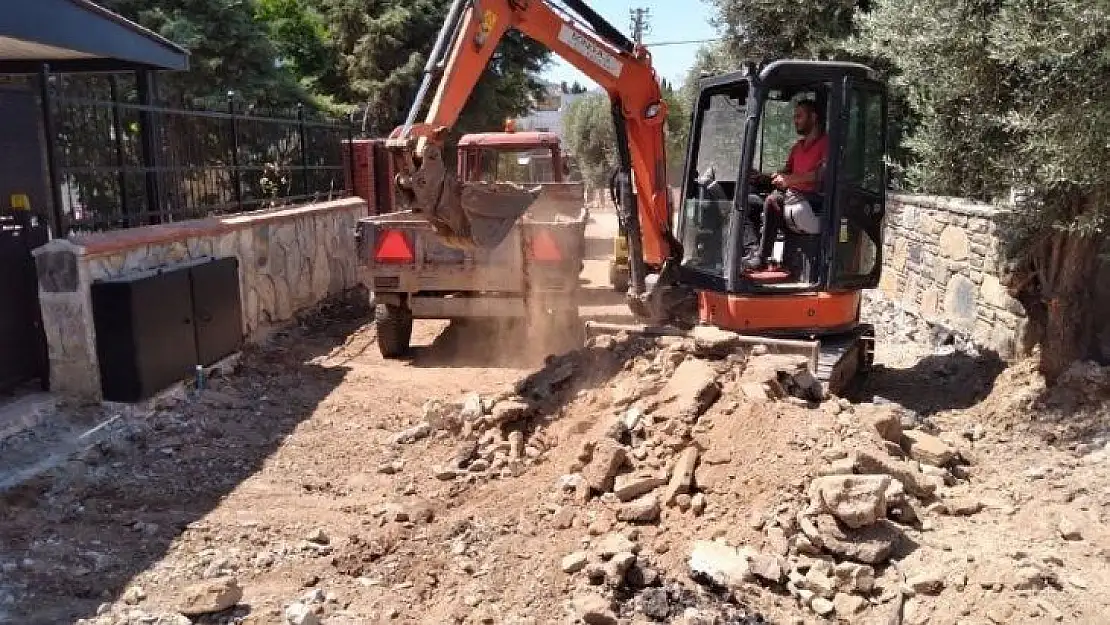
xmin=2 ymin=207 xmax=1108 ymax=625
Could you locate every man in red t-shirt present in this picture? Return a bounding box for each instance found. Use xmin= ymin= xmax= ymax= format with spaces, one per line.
xmin=743 ymin=99 xmax=828 ymax=272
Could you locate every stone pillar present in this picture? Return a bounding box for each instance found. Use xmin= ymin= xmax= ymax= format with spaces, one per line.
xmin=31 ymin=239 xmax=102 ymax=402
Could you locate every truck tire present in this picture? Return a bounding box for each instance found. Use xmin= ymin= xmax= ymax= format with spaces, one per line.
xmin=375 ymin=304 xmax=413 ymax=359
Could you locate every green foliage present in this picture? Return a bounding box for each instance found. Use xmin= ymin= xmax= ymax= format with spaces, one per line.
xmin=98 ymin=0 xmax=308 ymax=109
xmin=315 ymin=0 xmax=551 ymax=137
xmin=858 ymin=0 xmax=1110 ymax=237
xmin=255 ymin=0 xmax=346 ymax=107
xmin=563 ymin=92 xmax=617 ymax=189
xmin=562 ymin=83 xmax=692 ymax=191
xmin=708 ymin=0 xmax=870 ymax=63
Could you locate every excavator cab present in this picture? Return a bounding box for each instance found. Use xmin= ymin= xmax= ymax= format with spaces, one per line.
xmin=674 ymin=60 xmax=888 ymax=336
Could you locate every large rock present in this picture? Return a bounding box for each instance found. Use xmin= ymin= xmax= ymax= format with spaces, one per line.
xmin=861 ymin=409 xmax=903 ymax=443
xmin=177 ymin=577 xmax=243 ymax=616
xmin=663 ymin=446 xmax=700 ymax=504
xmin=853 ymin=449 xmax=937 ymax=498
xmin=613 ymin=473 xmax=666 ymax=502
xmin=596 ymin=533 xmax=638 ymax=558
xmin=749 ymin=553 xmax=786 ymax=584
xmin=618 ymin=493 xmax=661 ymax=523
xmin=690 ymin=326 xmax=743 ymax=357
xmin=490 ymin=399 xmax=531 ymax=425
xmin=688 ymin=540 xmax=754 ymax=589
xmin=659 ymin=360 xmax=721 ymax=418
xmin=804 ymin=514 xmax=902 ymax=565
xmin=582 ymin=440 xmax=628 ymax=493
xmin=902 ymin=430 xmax=956 ymax=466
xmin=808 ymin=474 xmax=891 ymax=529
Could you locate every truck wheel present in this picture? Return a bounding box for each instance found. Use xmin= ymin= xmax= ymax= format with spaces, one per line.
xmin=375 ymin=304 xmax=413 ymax=358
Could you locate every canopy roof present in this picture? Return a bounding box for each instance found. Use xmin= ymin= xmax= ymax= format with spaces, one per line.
xmin=0 ymin=0 xmax=189 ymax=73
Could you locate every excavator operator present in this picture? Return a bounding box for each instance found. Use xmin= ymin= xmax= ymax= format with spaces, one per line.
xmin=743 ymin=99 xmax=828 ymax=273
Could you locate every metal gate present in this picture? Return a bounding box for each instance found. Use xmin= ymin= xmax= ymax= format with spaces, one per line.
xmin=0 ymin=212 xmax=48 ymax=393
xmin=0 ymin=81 xmax=51 ymax=394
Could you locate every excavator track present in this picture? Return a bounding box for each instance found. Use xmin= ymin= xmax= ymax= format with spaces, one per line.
xmin=582 ymin=322 xmax=875 ymax=397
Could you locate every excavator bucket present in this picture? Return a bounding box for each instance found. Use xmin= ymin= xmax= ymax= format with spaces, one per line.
xmin=386 ymin=138 xmax=541 ymax=250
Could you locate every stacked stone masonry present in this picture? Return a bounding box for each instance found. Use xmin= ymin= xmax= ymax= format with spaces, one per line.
xmin=873 ymin=194 xmax=1028 ymax=358
xmin=33 ymin=198 xmax=366 ymax=400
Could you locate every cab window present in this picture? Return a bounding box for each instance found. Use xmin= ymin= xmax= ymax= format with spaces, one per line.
xmin=833 ymin=83 xmax=885 ymax=284
xmin=680 ymin=89 xmax=746 ymax=276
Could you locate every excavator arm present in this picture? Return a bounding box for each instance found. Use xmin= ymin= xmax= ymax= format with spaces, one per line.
xmin=386 ymin=0 xmax=679 ymax=307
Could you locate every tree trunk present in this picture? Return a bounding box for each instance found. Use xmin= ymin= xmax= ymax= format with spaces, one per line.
xmin=1025 ymin=230 xmax=1102 ymax=384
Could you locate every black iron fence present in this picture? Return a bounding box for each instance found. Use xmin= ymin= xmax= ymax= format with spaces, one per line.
xmin=46 ymin=82 xmax=355 ymax=234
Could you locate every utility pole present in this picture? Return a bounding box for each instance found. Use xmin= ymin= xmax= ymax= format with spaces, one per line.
xmin=629 ymin=7 xmax=651 ymax=45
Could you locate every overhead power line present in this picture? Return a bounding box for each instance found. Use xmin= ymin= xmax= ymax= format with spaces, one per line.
xmin=643 ymin=37 xmax=728 ymax=48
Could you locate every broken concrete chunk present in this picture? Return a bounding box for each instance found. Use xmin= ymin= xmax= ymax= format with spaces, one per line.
xmin=582 ymin=440 xmax=628 ymax=493
xmin=853 ymin=449 xmax=937 ymax=498
xmin=606 ymin=552 xmax=637 ymax=585
xmin=810 ymin=596 xmax=835 ymax=616
xmin=595 ymin=533 xmax=638 ymax=558
xmin=490 ymin=400 xmax=531 ymax=425
xmin=561 ymin=551 xmax=589 ymax=573
xmin=748 ymin=553 xmax=786 ymax=584
xmin=833 ymin=592 xmax=868 ymax=616
xmin=459 ymin=392 xmax=484 ymax=421
xmin=618 ymin=493 xmax=661 ymax=523
xmin=613 ymin=473 xmax=666 ymax=502
xmin=177 ymin=577 xmax=243 ymax=616
xmin=834 ymin=562 xmax=876 ymax=593
xmin=688 ymin=540 xmax=754 ymax=589
xmin=808 ymin=474 xmax=891 ymax=529
xmin=660 ymin=360 xmax=721 ymax=418
xmin=908 ymin=571 xmax=946 ymax=595
xmin=572 ymin=593 xmax=618 ymax=625
xmin=813 ymin=514 xmax=901 ymax=565
xmin=862 ymin=409 xmax=903 ymax=443
xmin=902 ymin=430 xmax=956 ymax=466
xmin=391 ymin=422 xmax=432 ymax=445
xmin=690 ymin=325 xmax=742 ymax=357
xmin=663 ymin=446 xmax=700 ymax=504
xmin=804 ymin=567 xmax=838 ymax=599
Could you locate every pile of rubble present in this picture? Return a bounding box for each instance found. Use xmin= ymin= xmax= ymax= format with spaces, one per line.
xmin=394 ymin=326 xmax=996 ymax=623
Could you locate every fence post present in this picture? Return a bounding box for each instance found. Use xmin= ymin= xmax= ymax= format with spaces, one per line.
xmin=227 ymin=94 xmax=242 ymax=212
xmin=108 ymin=75 xmax=130 ymax=224
xmin=345 ymin=119 xmax=356 ymax=199
xmin=136 ymin=70 xmax=162 ymax=225
xmin=297 ymin=103 xmax=309 ymax=199
xmin=37 ymin=64 xmax=65 ymax=239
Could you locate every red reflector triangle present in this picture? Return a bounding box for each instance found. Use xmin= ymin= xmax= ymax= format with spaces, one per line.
xmin=374 ymin=230 xmax=414 ymax=263
xmin=530 ymin=230 xmax=562 ymax=261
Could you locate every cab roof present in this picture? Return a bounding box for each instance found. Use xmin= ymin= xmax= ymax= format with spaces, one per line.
xmin=457 ymin=131 xmax=561 ymax=149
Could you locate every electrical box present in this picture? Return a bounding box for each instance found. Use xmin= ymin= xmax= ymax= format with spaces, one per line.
xmin=92 ymin=256 xmax=242 ymax=402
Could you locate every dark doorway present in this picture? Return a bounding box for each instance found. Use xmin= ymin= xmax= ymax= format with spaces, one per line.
xmin=0 ymin=80 xmax=50 ymax=393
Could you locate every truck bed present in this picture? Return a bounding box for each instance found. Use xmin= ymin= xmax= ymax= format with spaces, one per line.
xmin=357 ymin=182 xmax=588 ymax=320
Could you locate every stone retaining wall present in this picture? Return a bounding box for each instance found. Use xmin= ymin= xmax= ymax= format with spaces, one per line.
xmin=33 ymin=197 xmax=367 ymax=400
xmin=871 ymin=194 xmax=1028 ymax=357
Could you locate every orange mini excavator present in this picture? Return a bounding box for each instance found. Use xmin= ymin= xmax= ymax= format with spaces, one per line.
xmin=382 ymin=0 xmax=891 ymax=393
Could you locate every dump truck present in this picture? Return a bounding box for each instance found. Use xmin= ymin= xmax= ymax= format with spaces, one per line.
xmin=357 ymin=129 xmax=588 ymax=358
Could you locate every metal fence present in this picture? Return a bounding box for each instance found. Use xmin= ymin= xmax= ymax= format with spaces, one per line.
xmin=46 ymin=82 xmax=355 ymax=234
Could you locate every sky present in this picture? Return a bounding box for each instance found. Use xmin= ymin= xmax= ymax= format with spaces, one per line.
xmin=541 ymin=0 xmax=720 ymax=88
